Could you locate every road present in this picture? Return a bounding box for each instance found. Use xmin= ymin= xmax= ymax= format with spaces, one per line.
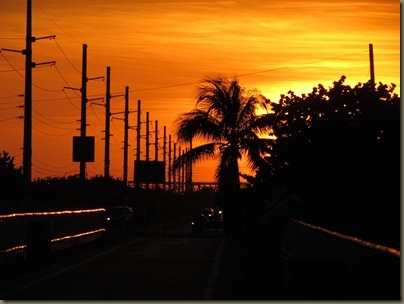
xmin=0 ymin=216 xmax=252 ymax=300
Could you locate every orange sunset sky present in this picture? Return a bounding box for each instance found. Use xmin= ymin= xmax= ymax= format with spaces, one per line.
xmin=0 ymin=0 xmax=400 ymax=183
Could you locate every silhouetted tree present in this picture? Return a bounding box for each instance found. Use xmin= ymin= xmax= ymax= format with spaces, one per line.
xmin=0 ymin=151 xmax=24 ymax=200
xmin=174 ymin=76 xmax=273 ymax=234
xmin=269 ymin=76 xmax=400 ymax=247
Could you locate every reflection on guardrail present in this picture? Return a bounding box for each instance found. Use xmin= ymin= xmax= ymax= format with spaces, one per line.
xmin=0 ymin=208 xmax=106 ymax=258
xmin=291 ymin=219 xmax=400 ymax=257
xmin=283 ymin=219 xmax=400 ymax=300
xmin=2 ymin=228 xmax=106 ymax=254
xmin=0 ymin=208 xmax=105 ymax=219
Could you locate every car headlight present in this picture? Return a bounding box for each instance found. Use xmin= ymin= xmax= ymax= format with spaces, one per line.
xmin=106 ymin=217 xmax=111 ymax=221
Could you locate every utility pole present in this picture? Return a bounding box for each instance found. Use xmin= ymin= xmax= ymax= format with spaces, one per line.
xmin=180 ymin=146 xmax=184 ymax=192
xmin=145 ymin=112 xmax=150 ymax=190
xmin=369 ymin=43 xmax=375 ymax=88
xmin=182 ymin=148 xmax=185 ymax=192
xmin=146 ymin=112 xmax=150 ymax=162
xmin=11 ymin=0 xmax=55 ymax=188
xmin=136 ymin=100 xmax=141 ymax=162
xmin=123 ymin=86 xmax=129 ymax=185
xmin=173 ymin=142 xmax=176 ymax=192
xmin=134 ymin=100 xmax=142 ymax=188
xmin=187 ymin=139 xmax=193 ymax=192
xmin=155 ymin=120 xmax=159 ymax=161
xmin=23 ymin=0 xmax=33 ymax=187
xmin=80 ymin=44 xmax=88 ymax=200
xmin=65 ymin=44 xmax=102 ymax=205
xmin=104 ymin=66 xmax=111 ymax=179
xmin=163 ymin=126 xmax=167 ymax=190
xmin=168 ymin=135 xmax=172 ymax=190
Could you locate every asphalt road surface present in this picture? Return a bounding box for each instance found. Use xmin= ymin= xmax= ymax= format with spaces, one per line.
xmin=0 ymin=216 xmax=253 ymax=300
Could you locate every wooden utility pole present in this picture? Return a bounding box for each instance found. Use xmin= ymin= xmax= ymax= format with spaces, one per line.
xmin=136 ymin=100 xmax=141 ymax=162
xmin=104 ymin=66 xmax=111 ymax=179
xmin=187 ymin=139 xmax=193 ymax=192
xmin=173 ymin=142 xmax=176 ymax=192
xmin=123 ymin=86 xmax=129 ymax=185
xmin=369 ymin=43 xmax=375 ymax=88
xmin=145 ymin=112 xmax=150 ymax=190
xmin=168 ymin=135 xmax=172 ymax=189
xmin=23 ymin=0 xmax=33 ymax=186
xmin=146 ymin=112 xmax=150 ymax=162
xmin=178 ymin=145 xmax=181 ymax=192
xmin=163 ymin=126 xmax=167 ymax=189
xmin=80 ymin=44 xmax=88 ymax=202
xmin=155 ymin=120 xmax=159 ymax=161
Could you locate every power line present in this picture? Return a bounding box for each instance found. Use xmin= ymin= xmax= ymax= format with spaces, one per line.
xmin=32 ymin=125 xmax=75 ymax=136
xmin=54 ymin=64 xmax=77 ymax=88
xmin=120 ymin=49 xmax=369 ymax=94
xmin=62 ymin=89 xmax=80 ymax=110
xmin=1 ymin=49 xmax=369 ymax=105
xmin=34 ymin=154 xmax=71 ymax=162
xmin=237 ymin=50 xmax=368 ymax=78
xmin=0 ymin=117 xmax=20 ymax=122
xmin=0 ymin=68 xmax=25 ymax=73
xmin=0 ymin=94 xmax=23 ymax=101
xmin=33 ymin=115 xmax=76 ymax=130
xmin=0 ymin=52 xmax=25 ymax=79
xmin=1 ymin=52 xmax=62 ymax=92
xmin=33 ymin=0 xmax=83 ymax=45
xmin=33 ymin=156 xmax=77 ymax=169
xmin=53 ymin=39 xmax=81 ymax=74
xmin=0 ymin=105 xmax=21 ymax=111
xmin=33 ymin=108 xmax=76 ymax=124
xmin=33 ymin=163 xmax=74 ymax=175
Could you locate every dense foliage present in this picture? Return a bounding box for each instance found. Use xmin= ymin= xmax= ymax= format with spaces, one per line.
xmin=269 ymin=76 xmax=400 ymax=248
xmin=0 ymin=151 xmax=24 ymax=200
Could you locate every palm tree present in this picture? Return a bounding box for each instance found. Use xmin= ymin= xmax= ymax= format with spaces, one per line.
xmin=174 ymin=76 xmax=273 ymax=233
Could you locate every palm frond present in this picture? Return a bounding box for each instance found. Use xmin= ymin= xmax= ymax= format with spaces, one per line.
xmin=175 ymin=110 xmax=222 ymax=142
xmin=173 ymin=142 xmax=220 ymax=169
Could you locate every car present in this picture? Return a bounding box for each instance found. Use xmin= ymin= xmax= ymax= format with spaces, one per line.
xmin=192 ymin=207 xmax=224 ymax=233
xmin=105 ymin=206 xmax=134 ymax=228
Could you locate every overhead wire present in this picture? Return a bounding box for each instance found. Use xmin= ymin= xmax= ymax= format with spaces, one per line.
xmin=0 ymin=105 xmax=21 ymax=111
xmin=32 ymin=107 xmax=76 ymax=125
xmin=33 ymin=156 xmax=77 ymax=169
xmin=34 ymin=154 xmax=71 ymax=162
xmin=32 ymin=125 xmax=76 ymax=136
xmin=0 ymin=94 xmax=23 ymax=101
xmin=0 ymin=117 xmax=20 ymax=122
xmin=0 ymin=52 xmax=62 ymax=93
xmin=53 ymin=39 xmax=81 ymax=74
xmin=33 ymin=115 xmax=76 ymax=130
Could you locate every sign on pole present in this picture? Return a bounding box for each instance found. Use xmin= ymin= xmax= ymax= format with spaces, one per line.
xmin=73 ymin=136 xmax=95 ymax=162
xmin=134 ymin=160 xmax=165 ymax=183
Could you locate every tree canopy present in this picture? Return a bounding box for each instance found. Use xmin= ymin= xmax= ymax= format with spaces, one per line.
xmin=0 ymin=151 xmax=24 ymax=200
xmin=268 ymin=77 xmax=400 ymax=247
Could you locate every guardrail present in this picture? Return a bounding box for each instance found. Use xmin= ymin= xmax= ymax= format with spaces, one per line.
xmin=283 ymin=219 xmax=400 ymax=300
xmin=0 ymin=208 xmax=106 ymax=262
